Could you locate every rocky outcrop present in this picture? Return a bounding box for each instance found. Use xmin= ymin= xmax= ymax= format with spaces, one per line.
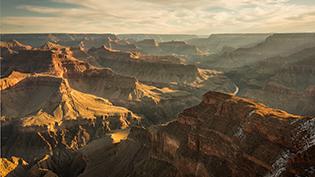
xmin=0 ymin=73 xmax=139 ymax=162
xmin=87 ymin=46 xmax=234 ymax=91
xmin=1 ymin=33 xmax=314 ymax=177
xmin=0 ymin=157 xmax=28 ymax=177
xmin=0 ymin=46 xmax=200 ymax=124
xmin=88 ymin=46 xmax=194 ymax=82
xmin=70 ymin=46 xmax=103 ymax=67
xmin=64 ymin=61 xmax=200 ymax=124
xmin=77 ymin=91 xmax=314 ymax=177
xmin=86 ymin=46 xmax=237 ymax=120
xmin=3 ymin=91 xmax=314 ymax=177
xmin=0 ymin=49 xmax=65 ymax=77
xmin=0 ymin=71 xmax=28 ymax=90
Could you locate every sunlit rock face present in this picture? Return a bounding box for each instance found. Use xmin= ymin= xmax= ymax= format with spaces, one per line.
xmin=0 ymin=45 xmax=140 ymax=163
xmin=61 ymin=91 xmax=314 ymax=177
xmin=87 ymin=46 xmax=236 ymax=94
xmin=88 ymin=45 xmax=200 ymax=84
xmin=0 ymin=44 xmax=200 ymax=124
xmin=0 ymin=73 xmax=139 ymax=162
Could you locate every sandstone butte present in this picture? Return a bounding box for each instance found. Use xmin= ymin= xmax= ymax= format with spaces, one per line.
xmin=0 ymin=42 xmax=201 ymax=123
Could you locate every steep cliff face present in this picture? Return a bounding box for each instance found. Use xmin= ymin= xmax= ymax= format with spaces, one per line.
xmin=0 ymin=73 xmax=139 ymax=162
xmin=88 ymin=46 xmax=195 ymax=82
xmin=0 ymin=45 xmax=199 ymax=125
xmin=227 ymin=47 xmax=315 ymax=116
xmin=87 ymin=46 xmax=235 ymax=94
xmin=0 ymin=49 xmax=65 ymax=77
xmin=65 ymin=65 xmax=200 ymax=124
xmin=54 ymin=46 xmax=200 ymax=123
xmin=76 ymin=91 xmax=314 ymax=177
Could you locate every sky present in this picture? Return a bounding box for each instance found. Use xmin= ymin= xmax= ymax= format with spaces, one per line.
xmin=1 ymin=0 xmax=315 ymax=34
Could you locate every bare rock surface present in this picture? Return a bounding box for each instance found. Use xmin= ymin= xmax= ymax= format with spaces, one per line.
xmin=72 ymin=91 xmax=314 ymax=177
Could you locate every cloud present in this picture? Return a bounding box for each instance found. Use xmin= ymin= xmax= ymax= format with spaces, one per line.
xmin=1 ymin=0 xmax=315 ymax=33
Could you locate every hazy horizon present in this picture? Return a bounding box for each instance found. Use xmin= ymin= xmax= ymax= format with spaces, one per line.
xmin=1 ymin=32 xmax=315 ymax=35
xmin=1 ymin=0 xmax=315 ymax=34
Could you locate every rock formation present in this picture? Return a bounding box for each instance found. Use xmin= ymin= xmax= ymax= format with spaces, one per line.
xmin=0 ymin=157 xmax=28 ymax=177
xmin=1 ymin=49 xmax=65 ymax=77
xmin=0 ymin=42 xmax=200 ymax=123
xmin=36 ymin=91 xmax=314 ymax=177
xmin=1 ymin=72 xmax=139 ymax=162
xmin=87 ymin=46 xmax=236 ymax=96
xmin=81 ymin=92 xmax=315 ymax=177
xmin=227 ymin=47 xmax=315 ymax=116
xmin=1 ymin=33 xmax=314 ymax=177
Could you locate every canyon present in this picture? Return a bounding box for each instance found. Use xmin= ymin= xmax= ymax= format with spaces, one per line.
xmin=1 ymin=33 xmax=314 ymax=177
xmin=2 ymin=91 xmax=314 ymax=177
